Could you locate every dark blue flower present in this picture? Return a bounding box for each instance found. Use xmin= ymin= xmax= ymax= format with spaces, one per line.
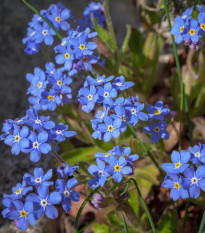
xmin=86 ymin=75 xmax=114 ymax=86
xmin=57 ymin=163 xmax=79 ymax=178
xmin=8 ymin=200 xmax=36 ymax=231
xmin=24 ymin=168 xmax=53 ymax=189
xmin=55 ymin=178 xmax=80 ymax=213
xmin=27 ymin=131 xmax=51 ymax=162
xmin=112 ymin=76 xmax=134 ymax=91
xmin=88 ymin=159 xmax=110 ymax=189
xmin=11 ymin=181 xmax=33 ymax=200
xmin=188 ymin=144 xmax=205 ymax=164
xmin=97 ymin=82 xmax=117 ymax=107
xmin=146 ymin=100 xmax=170 ymax=120
xmin=184 ymin=19 xmax=202 ymax=43
xmin=40 ymin=89 xmax=61 ymax=111
xmin=49 ymin=123 xmax=76 ymax=142
xmin=183 ymin=166 xmax=205 ymax=199
xmin=26 ymin=186 xmax=62 ymax=219
xmin=161 ymin=174 xmax=189 ymax=201
xmin=143 ymin=120 xmax=169 ymax=143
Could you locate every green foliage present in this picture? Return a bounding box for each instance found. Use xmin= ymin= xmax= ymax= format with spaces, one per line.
xmin=158 ymin=210 xmax=178 ymax=233
xmin=92 ymin=223 xmax=110 ymax=233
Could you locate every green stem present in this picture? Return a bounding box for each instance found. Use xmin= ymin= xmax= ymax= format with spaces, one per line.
xmin=122 ymin=215 xmax=129 ymax=233
xmin=162 ymin=0 xmax=192 ymax=147
xmin=103 ymin=0 xmax=119 ymax=75
xmin=198 ymin=210 xmax=205 ymax=233
xmin=128 ymin=124 xmax=164 ymax=178
xmin=121 ymin=178 xmax=156 ymax=233
xmin=74 ymin=186 xmax=100 ymax=233
xmin=22 ymin=0 xmax=63 ymax=41
xmin=181 ymin=198 xmax=190 ymax=233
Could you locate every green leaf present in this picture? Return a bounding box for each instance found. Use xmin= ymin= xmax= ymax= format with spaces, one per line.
xmin=120 ymin=24 xmax=132 ymax=60
xmin=128 ymin=189 xmax=140 ymax=217
xmin=92 ymin=15 xmax=113 ymax=51
xmin=62 ymin=147 xmax=101 ymax=165
xmin=92 ymin=223 xmax=110 ymax=233
xmin=158 ymin=209 xmax=178 ymax=233
xmin=107 ymin=211 xmax=123 ymax=228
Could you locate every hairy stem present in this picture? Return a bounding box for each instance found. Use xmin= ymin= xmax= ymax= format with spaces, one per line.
xmin=198 ymin=210 xmax=205 ymax=233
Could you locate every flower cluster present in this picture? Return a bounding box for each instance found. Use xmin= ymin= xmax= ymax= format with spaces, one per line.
xmin=0 ymin=108 xmax=76 ymax=162
xmin=162 ymin=143 xmax=205 ymax=200
xmin=143 ymin=100 xmax=170 ymax=143
xmin=78 ymin=75 xmax=150 ymax=142
xmin=23 ymin=3 xmax=71 ymax=55
xmin=27 ymin=64 xmax=72 ymax=111
xmin=79 ymin=2 xmax=106 ymax=30
xmin=88 ymin=145 xmax=139 ymax=188
xmin=171 ymin=5 xmax=205 ymax=48
xmin=55 ymin=27 xmax=98 ymax=74
xmin=2 ymin=165 xmax=79 ymax=231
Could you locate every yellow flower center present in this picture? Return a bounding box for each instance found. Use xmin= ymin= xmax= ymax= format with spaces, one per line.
xmin=154 ymin=110 xmax=160 ymax=115
xmin=189 ymin=29 xmax=195 ymax=36
xmin=201 ymin=24 xmax=205 ymax=30
xmin=47 ymin=95 xmax=54 ymax=101
xmin=14 ymin=136 xmax=20 ymax=142
xmin=20 ymin=210 xmax=27 ymax=218
xmin=123 ymin=154 xmax=128 ymax=160
xmin=55 ymin=16 xmax=61 ymax=22
xmin=108 ymin=125 xmax=114 ymax=132
xmin=16 ymin=188 xmax=22 ymax=195
xmin=88 ymin=94 xmax=93 ymax=100
xmin=57 ymin=80 xmax=63 ymax=86
xmin=94 ymin=5 xmax=99 ymax=9
xmin=37 ymin=82 xmax=42 ymax=88
xmin=114 ymin=165 xmax=121 ymax=171
xmin=65 ymin=53 xmax=70 ymax=59
xmin=61 ymin=40 xmax=66 ymax=46
xmin=175 ymin=162 xmax=181 ymax=169
xmin=100 ymin=113 xmax=104 ymax=118
xmin=79 ymin=44 xmax=86 ymax=50
xmin=180 ymin=26 xmax=184 ymax=33
xmin=154 ymin=127 xmax=160 ymax=133
xmin=82 ymin=57 xmax=88 ymax=63
xmin=105 ymin=153 xmax=110 ymax=157
xmin=174 ymin=182 xmax=180 ymax=189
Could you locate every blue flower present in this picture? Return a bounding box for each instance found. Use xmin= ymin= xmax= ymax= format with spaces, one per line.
xmin=125 ymin=102 xmax=148 ymax=126
xmin=8 ymin=200 xmax=36 ymax=231
xmin=49 ymin=123 xmax=76 ymax=142
xmin=184 ymin=19 xmax=202 ymax=43
xmin=45 ymin=62 xmax=56 ymax=77
xmin=2 ymin=194 xmax=14 ymax=218
xmin=197 ymin=5 xmax=205 ymax=12
xmin=188 ymin=145 xmax=205 ymax=164
xmin=183 ymin=166 xmax=205 ymax=199
xmin=33 ymin=22 xmax=55 ymax=46
xmin=55 ymin=45 xmax=74 ymax=71
xmin=106 ymin=156 xmax=132 ymax=183
xmin=26 ymin=67 xmax=48 ymax=97
xmin=97 ymin=82 xmax=117 ymax=107
xmin=181 ymin=7 xmax=193 ymax=21
xmin=171 ymin=16 xmax=188 ymax=44
xmin=47 ymin=4 xmax=70 ymax=31
xmin=88 ymin=159 xmax=110 ymax=189
xmin=162 ymin=150 xmax=190 ymax=174
xmin=161 ymin=174 xmax=189 ymax=201
xmin=95 ymin=148 xmax=115 ymax=162
xmin=97 ymin=116 xmax=122 ymax=142
xmin=146 ymin=100 xmax=170 ymax=120
xmin=26 ymin=186 xmax=62 ymax=219
xmin=86 ymin=75 xmax=114 ymax=86
xmin=198 ymin=12 xmax=205 ymax=32
xmin=112 ymin=76 xmax=134 ymax=91
xmin=25 ymin=108 xmax=55 ymax=132
xmin=57 ymin=163 xmax=79 ymax=178
xmin=76 ymin=55 xmax=98 ymax=71
xmin=41 ymin=89 xmax=61 ymax=111
xmin=4 ymin=125 xmax=30 ymax=155
xmin=11 ymin=181 xmax=33 ymax=200
xmin=95 ymin=106 xmax=109 ymax=122
xmin=55 ymin=178 xmax=80 ymax=213
xmin=143 ymin=120 xmax=169 ymax=143
xmin=27 ymin=131 xmax=51 ymax=162
xmin=115 ymin=145 xmax=139 ymax=167
xmin=78 ymin=85 xmax=99 ymax=113
xmin=24 ymin=168 xmax=53 ymax=189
